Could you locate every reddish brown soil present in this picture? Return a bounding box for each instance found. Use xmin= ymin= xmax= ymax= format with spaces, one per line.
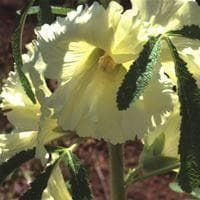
xmin=0 ymin=1 xmax=193 ymax=199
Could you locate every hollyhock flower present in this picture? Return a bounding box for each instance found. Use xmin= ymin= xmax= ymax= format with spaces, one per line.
xmin=0 ymin=69 xmax=64 ymax=164
xmin=26 ymin=0 xmax=200 ymax=144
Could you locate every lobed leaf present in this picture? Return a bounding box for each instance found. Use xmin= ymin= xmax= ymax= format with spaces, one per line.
xmin=0 ymin=148 xmax=35 ymax=184
xmin=20 ymin=160 xmax=58 ymax=200
xmin=117 ymin=36 xmax=161 ymax=110
xmin=168 ymin=25 xmax=200 ymax=40
xmin=65 ymin=151 xmax=92 ymax=200
xmin=12 ymin=0 xmax=36 ymax=104
xmin=166 ymin=37 xmax=200 ymax=193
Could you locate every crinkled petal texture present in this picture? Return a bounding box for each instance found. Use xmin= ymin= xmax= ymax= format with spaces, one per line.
xmin=0 ymin=129 xmax=63 ymax=164
xmin=139 ymin=101 xmax=181 ymax=172
xmin=135 ymin=0 xmax=200 ymax=90
xmin=42 ymin=166 xmax=72 ymax=200
xmin=47 ymin=59 xmax=174 ymax=143
xmin=144 ymin=106 xmax=180 ymax=159
xmin=26 ymin=1 xmax=177 ymax=144
xmin=132 ymin=0 xmax=200 ymax=33
xmin=0 ymin=131 xmax=36 ymax=164
xmin=0 ymin=67 xmax=64 ymax=163
xmin=161 ymin=38 xmax=200 ymax=87
xmin=0 ymin=71 xmax=39 ymax=132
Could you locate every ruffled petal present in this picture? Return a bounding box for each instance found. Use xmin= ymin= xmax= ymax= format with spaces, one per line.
xmin=130 ymin=0 xmax=200 ymax=40
xmin=179 ymin=47 xmax=200 ymax=87
xmin=32 ymin=1 xmax=123 ymax=84
xmin=25 ymin=1 xmax=182 ymax=145
xmin=139 ymin=106 xmax=180 ymax=172
xmin=0 ymin=128 xmax=65 ymax=165
xmin=0 ymin=131 xmax=37 ymax=164
xmin=131 ymin=0 xmax=189 ymax=26
xmin=42 ymin=166 xmax=72 ymax=200
xmin=47 ymin=50 xmax=175 ymax=143
xmin=161 ymin=42 xmax=200 ymax=87
xmin=144 ymin=108 xmax=180 ymax=159
xmin=141 ymin=65 xmax=176 ymax=130
xmin=65 ymin=1 xmax=122 ymax=51
xmin=23 ymin=43 xmax=51 ymax=103
xmin=111 ymin=8 xmax=147 ymax=64
xmin=35 ymin=107 xmax=63 ymax=164
xmin=176 ymin=1 xmax=200 ymax=27
xmin=0 ymin=71 xmax=40 ymax=131
xmin=35 ymin=100 xmax=69 ymax=164
xmin=160 ymin=41 xmax=177 ymax=84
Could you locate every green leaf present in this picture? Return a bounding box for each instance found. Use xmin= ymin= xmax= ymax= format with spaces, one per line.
xmin=12 ymin=0 xmax=36 ymax=104
xmin=38 ymin=0 xmax=54 ymax=25
xmin=20 ymin=160 xmax=58 ymax=200
xmin=149 ymin=132 xmax=165 ymax=156
xmin=139 ymin=130 xmax=179 ymax=173
xmin=0 ymin=149 xmax=35 ymax=184
xmin=141 ymin=156 xmax=179 ymax=172
xmin=117 ymin=36 xmax=161 ymax=110
xmin=170 ymin=182 xmax=200 ymax=199
xmin=64 ymin=151 xmax=92 ymax=200
xmin=168 ymin=25 xmax=200 ymax=40
xmin=166 ymin=37 xmax=200 ymax=193
xmin=169 ymin=182 xmax=184 ymax=194
xmin=125 ymin=162 xmax=180 ymax=187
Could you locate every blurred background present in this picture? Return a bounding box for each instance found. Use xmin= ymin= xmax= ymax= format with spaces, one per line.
xmin=0 ymin=0 xmax=199 ymax=199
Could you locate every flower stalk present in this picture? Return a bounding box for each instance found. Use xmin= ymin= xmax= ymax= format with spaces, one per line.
xmin=109 ymin=143 xmax=126 ymax=200
xmin=38 ymin=0 xmax=54 ymax=25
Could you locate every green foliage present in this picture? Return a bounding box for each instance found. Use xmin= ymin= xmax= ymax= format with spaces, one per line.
xmin=169 ymin=182 xmax=184 ymax=193
xmin=50 ymin=6 xmax=71 ymax=15
xmin=64 ymin=151 xmax=92 ymax=200
xmin=141 ymin=156 xmax=179 ymax=172
xmin=125 ymin=161 xmax=179 ymax=187
xmin=20 ymin=160 xmax=58 ymax=200
xmin=170 ymin=182 xmax=200 ymax=199
xmin=148 ymin=132 xmax=165 ymax=156
xmin=12 ymin=0 xmax=36 ymax=104
xmin=117 ymin=36 xmax=161 ymax=110
xmin=0 ymin=149 xmax=35 ymax=184
xmin=166 ymin=37 xmax=200 ymax=193
xmin=140 ymin=133 xmax=179 ymax=172
xmin=20 ymin=6 xmax=71 ymax=16
xmin=38 ymin=0 xmax=54 ymax=25
xmin=168 ymin=25 xmax=200 ymax=40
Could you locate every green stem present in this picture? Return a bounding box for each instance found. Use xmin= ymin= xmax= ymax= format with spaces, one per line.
xmin=26 ymin=6 xmax=71 ymax=16
xmin=39 ymin=0 xmax=54 ymax=25
xmin=100 ymin=0 xmax=120 ymax=8
xmin=109 ymin=143 xmax=126 ymax=200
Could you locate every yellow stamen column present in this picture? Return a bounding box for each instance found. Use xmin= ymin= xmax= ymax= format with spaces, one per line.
xmin=98 ymin=53 xmax=126 ymax=199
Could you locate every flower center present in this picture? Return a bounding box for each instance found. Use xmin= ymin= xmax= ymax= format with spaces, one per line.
xmin=98 ymin=54 xmax=116 ymax=72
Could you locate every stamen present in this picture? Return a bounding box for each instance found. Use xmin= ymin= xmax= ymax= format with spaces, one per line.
xmin=98 ymin=54 xmax=116 ymax=72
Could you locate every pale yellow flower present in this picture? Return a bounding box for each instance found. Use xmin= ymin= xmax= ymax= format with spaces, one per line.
xmin=25 ymin=0 xmax=200 ymax=144
xmin=0 ymin=69 xmax=71 ymax=198
xmin=0 ymin=69 xmax=64 ymax=164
